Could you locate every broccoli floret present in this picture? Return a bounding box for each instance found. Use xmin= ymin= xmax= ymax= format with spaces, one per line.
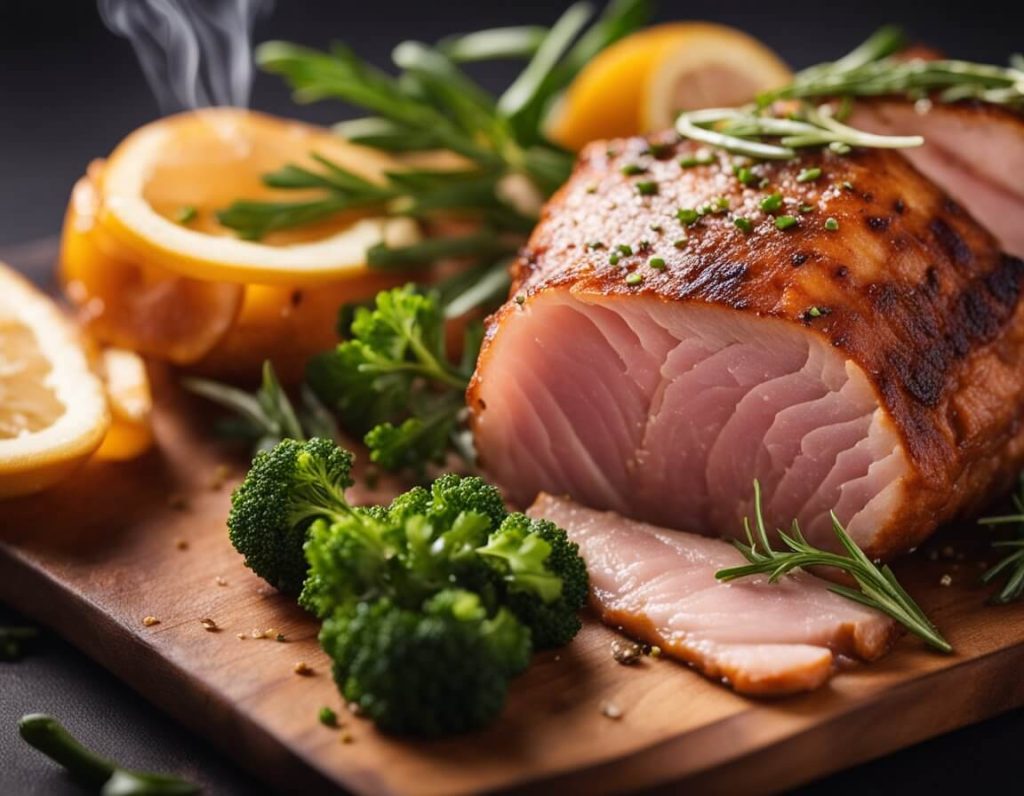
xmin=320 ymin=590 xmax=529 ymax=736
xmin=228 ymin=437 xmax=354 ymax=594
xmin=482 ymin=514 xmax=589 ymax=648
xmin=422 ymin=474 xmax=508 ymax=531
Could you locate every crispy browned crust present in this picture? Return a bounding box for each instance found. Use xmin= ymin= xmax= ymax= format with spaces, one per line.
xmin=470 ymin=135 xmax=1024 ymax=558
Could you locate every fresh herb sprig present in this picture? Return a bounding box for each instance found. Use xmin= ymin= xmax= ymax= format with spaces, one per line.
xmin=307 ymin=285 xmax=479 ymax=474
xmin=716 ymin=481 xmax=952 ymax=653
xmin=978 ymin=474 xmax=1024 ymax=604
xmin=183 ymin=361 xmax=336 ymax=453
xmin=676 ymin=26 xmax=1023 ymax=159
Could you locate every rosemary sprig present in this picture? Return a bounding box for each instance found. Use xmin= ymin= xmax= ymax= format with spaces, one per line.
xmin=978 ymin=474 xmax=1024 ymax=604
xmin=676 ymin=26 xmax=1022 ymax=160
xmin=183 ymin=361 xmax=336 ymax=454
xmin=716 ymin=481 xmax=952 ymax=653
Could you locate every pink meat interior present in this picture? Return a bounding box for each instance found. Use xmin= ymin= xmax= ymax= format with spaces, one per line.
xmin=474 ymin=290 xmax=909 ymax=549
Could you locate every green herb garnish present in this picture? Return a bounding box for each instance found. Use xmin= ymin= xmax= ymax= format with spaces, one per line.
xmin=716 ymin=481 xmax=952 ymax=653
xmin=978 ymin=475 xmax=1024 ymax=603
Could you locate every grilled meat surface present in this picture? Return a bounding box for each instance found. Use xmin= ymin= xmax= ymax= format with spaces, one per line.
xmin=471 ymin=134 xmax=1024 ymax=559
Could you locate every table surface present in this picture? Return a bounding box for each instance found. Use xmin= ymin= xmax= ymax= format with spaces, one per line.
xmin=2 ymin=1 xmax=1021 ymax=793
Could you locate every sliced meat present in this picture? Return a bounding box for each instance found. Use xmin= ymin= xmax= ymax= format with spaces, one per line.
xmin=528 ymin=493 xmax=898 ymax=695
xmin=855 ymin=101 xmax=1024 ymax=258
xmin=471 ymin=136 xmax=1024 ymax=559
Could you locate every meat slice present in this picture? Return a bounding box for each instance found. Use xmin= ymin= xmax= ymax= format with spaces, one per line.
xmin=855 ymin=101 xmax=1024 ymax=258
xmin=471 ymin=137 xmax=1024 ymax=559
xmin=528 ymin=494 xmax=898 ymax=695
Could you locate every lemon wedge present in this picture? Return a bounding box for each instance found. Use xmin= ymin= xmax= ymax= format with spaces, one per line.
xmin=0 ymin=264 xmax=110 ymax=498
xmin=97 ymin=108 xmax=421 ymax=285
xmin=94 ymin=348 xmax=154 ymax=462
xmin=547 ymin=22 xmax=792 ymax=150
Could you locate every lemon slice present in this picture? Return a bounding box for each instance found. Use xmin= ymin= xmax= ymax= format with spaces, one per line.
xmin=97 ymin=108 xmax=421 ymax=286
xmin=94 ymin=348 xmax=154 ymax=461
xmin=547 ymin=23 xmax=792 ymax=150
xmin=0 ymin=264 xmax=110 ymax=498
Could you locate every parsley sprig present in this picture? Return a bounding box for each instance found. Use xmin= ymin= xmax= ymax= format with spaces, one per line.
xmin=978 ymin=474 xmax=1024 ymax=604
xmin=716 ymin=481 xmax=952 ymax=653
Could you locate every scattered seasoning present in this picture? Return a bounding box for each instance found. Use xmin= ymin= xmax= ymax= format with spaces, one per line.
xmin=208 ymin=464 xmax=230 ymax=491
xmin=600 ymin=701 xmax=624 ymax=720
xmin=263 ymin=628 xmax=278 ymax=639
xmin=620 ymin=163 xmax=646 ymax=176
xmin=679 ymin=151 xmax=714 ymax=168
xmin=799 ymin=203 xmax=814 ymax=214
xmin=625 ymin=272 xmax=644 ymax=286
xmin=644 ymin=142 xmax=673 ymax=158
xmin=276 ymin=633 xmax=287 ymax=643
xmin=319 ymin=706 xmax=339 ymax=728
xmin=587 ymin=240 xmax=605 ymax=250
xmin=733 ymin=217 xmax=753 ymax=234
xmin=585 ymin=183 xmax=597 ymax=194
xmin=711 ymin=196 xmax=729 ymax=213
xmin=672 ymin=237 xmax=689 ymax=249
xmin=175 ymin=538 xmax=189 ymax=551
xmin=825 ymin=217 xmax=840 ymax=232
xmin=648 ymin=645 xmax=662 ymax=658
xmin=775 ymin=215 xmax=798 ymax=230
xmin=616 ymin=244 xmax=633 ymax=256
xmin=647 ymin=256 xmax=666 ymax=270
xmin=294 ymin=661 xmax=314 ymax=676
xmin=215 ymin=576 xmax=228 ymax=587
xmin=250 ymin=628 xmax=264 ymax=639
xmin=200 ymin=618 xmax=219 ymax=633
xmin=807 ymin=306 xmax=824 ymax=318
xmin=611 ymin=639 xmax=644 ymax=665
xmin=340 ymin=732 xmax=354 ymax=744
xmin=514 ymin=294 xmax=526 ymax=305
xmin=174 ymin=205 xmax=198 ymax=224
xmin=605 ymin=146 xmax=619 ymax=158
xmin=677 ymin=208 xmax=699 ymax=225
xmin=829 ymin=141 xmax=852 ymax=155
xmin=608 ymin=254 xmax=620 ymax=266
xmin=167 ymin=494 xmax=189 ymax=511
xmin=648 ymin=223 xmax=663 ymax=233
xmin=758 ymin=177 xmax=770 ymax=189
xmin=236 ymin=633 xmax=247 ymax=640
xmin=142 ymin=616 xmax=160 ymax=627
xmin=635 ymin=180 xmax=658 ymax=196
xmin=734 ymin=166 xmax=756 ymax=186
xmin=796 ymin=167 xmax=823 ymax=183
xmin=842 ymin=180 xmax=855 ymax=192
xmin=759 ymin=193 xmax=783 ymax=213
xmin=940 ymin=574 xmax=953 ymax=587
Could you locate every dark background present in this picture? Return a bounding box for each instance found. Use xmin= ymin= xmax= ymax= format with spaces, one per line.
xmin=1 ymin=0 xmax=1022 ymax=793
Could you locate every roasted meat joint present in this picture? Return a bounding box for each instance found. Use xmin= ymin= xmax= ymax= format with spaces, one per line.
xmin=471 ymin=136 xmax=1024 ymax=561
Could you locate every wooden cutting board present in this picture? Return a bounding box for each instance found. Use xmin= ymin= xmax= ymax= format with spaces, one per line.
xmin=3 ymin=366 xmax=1024 ymax=796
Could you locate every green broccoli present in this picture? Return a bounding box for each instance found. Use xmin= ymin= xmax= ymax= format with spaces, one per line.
xmin=481 ymin=514 xmax=590 ymax=648
xmin=320 ymin=590 xmax=530 ymax=736
xmin=228 ymin=437 xmax=354 ymax=594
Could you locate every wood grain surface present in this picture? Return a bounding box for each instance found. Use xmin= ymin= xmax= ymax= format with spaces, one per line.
xmin=2 ymin=367 xmax=1024 ymax=795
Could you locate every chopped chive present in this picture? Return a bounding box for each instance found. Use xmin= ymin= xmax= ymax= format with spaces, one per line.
xmin=644 ymin=142 xmax=673 ymax=158
xmin=609 ymin=254 xmax=620 ymax=266
xmin=796 ymin=167 xmax=822 ymax=183
xmin=799 ymin=203 xmax=814 ymax=213
xmin=829 ymin=141 xmax=852 ymax=155
xmin=587 ymin=240 xmax=605 ymax=250
xmin=621 ymin=163 xmax=646 ymax=176
xmin=824 ymin=217 xmax=840 ymax=231
xmin=625 ymin=272 xmax=644 ymax=286
xmin=734 ymin=217 xmax=754 ymax=234
xmin=807 ymin=306 xmax=824 ymax=318
xmin=679 ymin=153 xmax=715 ymax=168
xmin=673 ymin=237 xmax=688 ymax=249
xmin=648 ymin=256 xmax=666 ymax=270
xmin=735 ymin=166 xmax=756 ymax=186
xmin=175 ymin=205 xmax=198 ymax=224
xmin=635 ymin=181 xmax=658 ymax=196
xmin=616 ymin=244 xmax=633 ymax=256
xmin=775 ymin=215 xmax=798 ymax=230
xmin=677 ymin=208 xmax=699 ymax=225
xmin=637 ymin=240 xmax=651 ymax=252
xmin=760 ymin=193 xmax=783 ymax=213
xmin=319 ymin=706 xmax=338 ymax=727
xmin=758 ymin=177 xmax=770 ymax=189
